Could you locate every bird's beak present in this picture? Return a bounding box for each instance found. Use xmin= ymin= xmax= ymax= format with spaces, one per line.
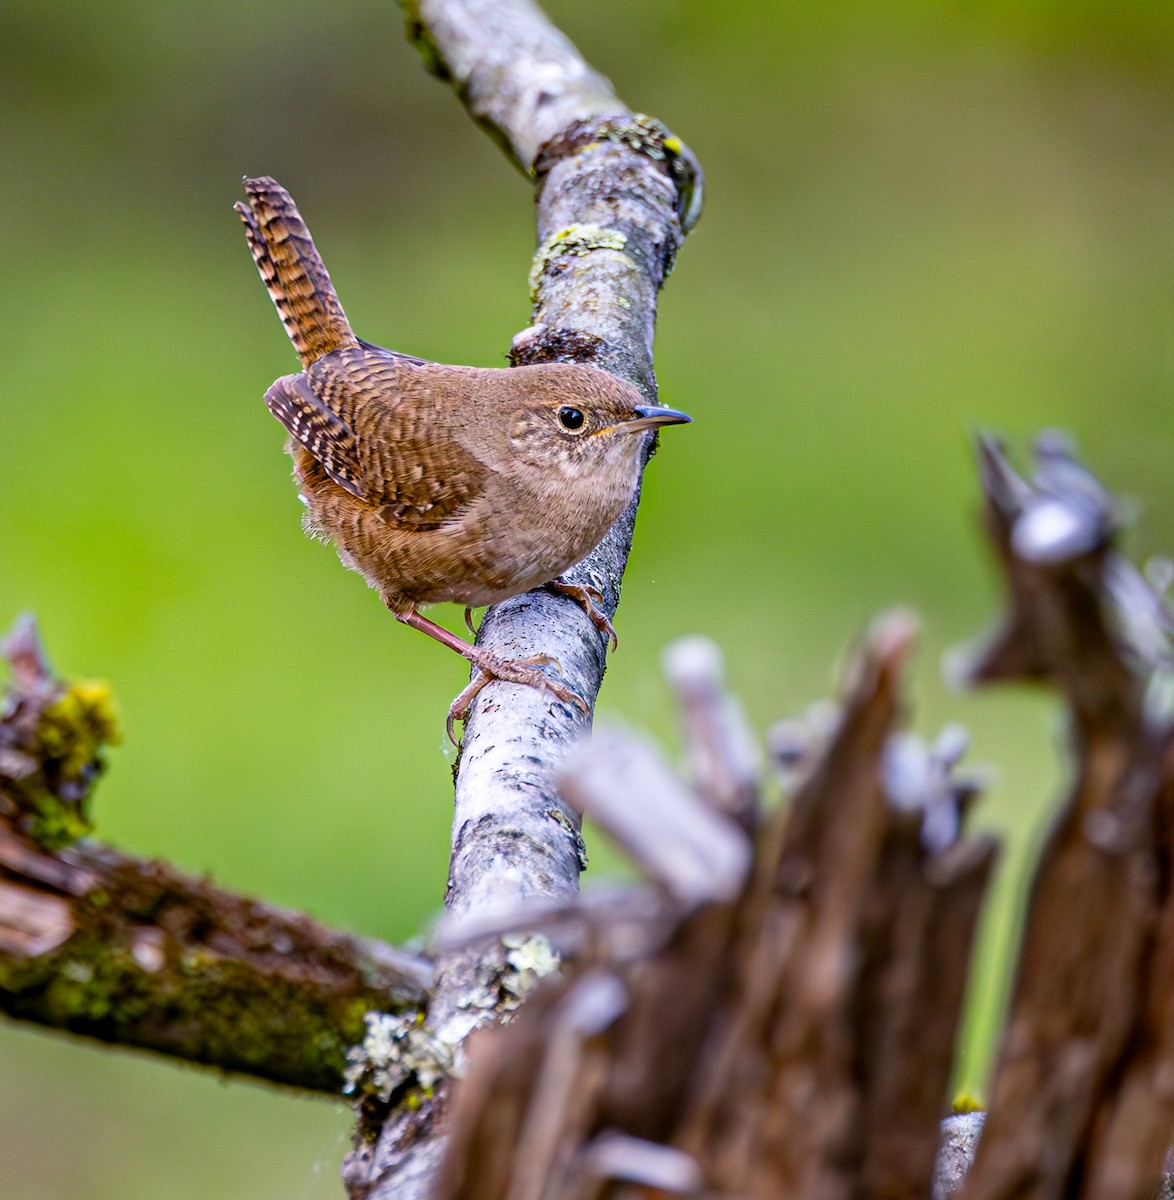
xmin=617 ymin=404 xmax=693 ymax=435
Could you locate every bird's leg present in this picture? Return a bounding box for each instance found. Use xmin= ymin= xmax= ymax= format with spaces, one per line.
xmin=463 ymin=607 xmax=480 ymax=636
xmin=545 ymin=577 xmax=619 ymax=652
xmin=386 ymin=601 xmax=590 ymax=745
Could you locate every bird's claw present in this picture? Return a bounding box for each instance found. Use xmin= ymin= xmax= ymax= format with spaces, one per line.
xmin=445 ymin=653 xmax=590 ymax=746
xmin=546 ymin=579 xmax=619 ymax=652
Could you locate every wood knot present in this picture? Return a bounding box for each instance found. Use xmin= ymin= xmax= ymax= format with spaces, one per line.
xmin=509 ymin=324 xmax=610 ymax=367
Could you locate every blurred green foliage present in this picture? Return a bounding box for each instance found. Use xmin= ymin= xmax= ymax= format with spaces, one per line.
xmin=3 ymin=0 xmax=1174 ymax=1194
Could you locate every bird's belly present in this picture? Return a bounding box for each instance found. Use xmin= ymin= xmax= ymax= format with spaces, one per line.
xmin=308 ymin=485 xmax=624 ymax=609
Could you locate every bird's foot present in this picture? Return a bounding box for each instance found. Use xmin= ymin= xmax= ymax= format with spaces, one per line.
xmin=463 ymin=606 xmax=480 ymax=636
xmin=546 ymin=578 xmax=618 ymax=652
xmin=446 ymin=652 xmax=590 ymax=746
xmin=385 ymin=598 xmax=591 ymax=745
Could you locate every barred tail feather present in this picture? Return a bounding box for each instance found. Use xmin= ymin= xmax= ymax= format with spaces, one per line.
xmin=235 ymin=177 xmax=357 ymax=368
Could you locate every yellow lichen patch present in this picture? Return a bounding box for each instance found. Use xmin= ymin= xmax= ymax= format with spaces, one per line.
xmin=528 ymin=224 xmax=631 ymax=301
xmin=40 ymin=680 xmax=122 ymax=776
xmin=1 ymin=675 xmax=123 ymax=850
xmin=951 ymin=1088 xmax=985 ymax=1114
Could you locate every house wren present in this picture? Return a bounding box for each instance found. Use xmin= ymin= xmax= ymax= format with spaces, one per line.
xmin=235 ymin=177 xmax=690 ymax=739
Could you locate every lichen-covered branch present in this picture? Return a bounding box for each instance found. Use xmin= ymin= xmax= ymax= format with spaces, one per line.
xmin=0 ymin=617 xmax=431 ymax=1093
xmin=435 ymin=25 xmax=700 ymax=944
xmin=347 ymin=3 xmax=702 ymax=1195
xmin=0 ymin=835 xmax=430 ymax=1092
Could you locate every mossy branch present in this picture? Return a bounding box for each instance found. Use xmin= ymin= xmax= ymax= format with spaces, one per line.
xmin=0 ymin=617 xmax=431 ymax=1094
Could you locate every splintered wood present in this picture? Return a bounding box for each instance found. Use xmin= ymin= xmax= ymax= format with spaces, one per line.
xmin=957 ymin=437 xmax=1174 ymax=1200
xmin=434 ymin=434 xmax=1174 ymax=1200
xmin=436 ymin=612 xmax=993 ymax=1200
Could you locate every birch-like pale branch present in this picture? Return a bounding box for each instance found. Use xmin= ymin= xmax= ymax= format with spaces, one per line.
xmin=432 ymin=1 xmax=701 ymax=949
xmin=342 ymin=2 xmax=702 ymax=1195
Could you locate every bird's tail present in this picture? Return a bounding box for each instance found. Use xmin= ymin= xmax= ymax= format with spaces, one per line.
xmin=235 ymin=177 xmax=357 ymax=368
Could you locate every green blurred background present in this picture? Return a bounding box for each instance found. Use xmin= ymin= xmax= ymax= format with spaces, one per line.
xmin=3 ymin=0 xmax=1174 ymax=1194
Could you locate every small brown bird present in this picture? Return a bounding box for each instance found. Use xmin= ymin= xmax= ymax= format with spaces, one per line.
xmin=235 ymin=177 xmax=690 ymax=739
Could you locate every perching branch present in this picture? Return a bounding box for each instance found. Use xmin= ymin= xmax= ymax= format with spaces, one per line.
xmin=0 ymin=616 xmax=430 ymax=1093
xmin=431 ymin=0 xmax=700 ymax=938
xmin=344 ymin=3 xmax=702 ymax=1196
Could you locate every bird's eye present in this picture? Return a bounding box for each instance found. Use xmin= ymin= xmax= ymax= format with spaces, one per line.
xmin=558 ymin=406 xmax=586 ymax=431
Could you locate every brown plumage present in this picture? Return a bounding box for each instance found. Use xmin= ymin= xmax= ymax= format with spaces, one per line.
xmin=235 ymin=177 xmax=690 ymax=739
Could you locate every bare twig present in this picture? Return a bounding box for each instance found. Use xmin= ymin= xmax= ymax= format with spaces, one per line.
xmin=663 ymin=635 xmax=761 ymax=832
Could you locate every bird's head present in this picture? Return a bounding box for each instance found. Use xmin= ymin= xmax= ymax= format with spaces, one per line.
xmin=503 ymin=364 xmax=691 ymax=485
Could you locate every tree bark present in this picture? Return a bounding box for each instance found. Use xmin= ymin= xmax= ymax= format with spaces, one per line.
xmin=0 ymin=615 xmax=431 ymax=1093
xmin=0 ymin=828 xmax=430 ymax=1092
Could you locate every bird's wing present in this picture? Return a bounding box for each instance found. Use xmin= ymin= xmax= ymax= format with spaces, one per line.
xmin=298 ymin=348 xmax=491 ymax=530
xmin=355 ymin=337 xmax=431 ymax=368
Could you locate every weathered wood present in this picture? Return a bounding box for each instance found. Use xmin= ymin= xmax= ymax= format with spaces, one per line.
xmin=432 ymin=622 xmax=991 ymax=1200
xmin=958 ymin=437 xmax=1173 ymax=1200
